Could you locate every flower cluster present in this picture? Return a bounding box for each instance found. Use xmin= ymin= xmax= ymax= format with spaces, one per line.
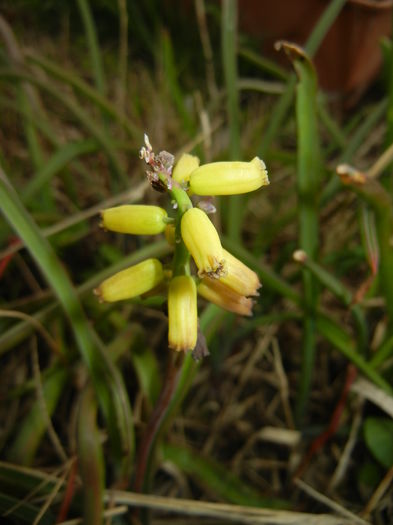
xmin=95 ymin=135 xmax=269 ymax=359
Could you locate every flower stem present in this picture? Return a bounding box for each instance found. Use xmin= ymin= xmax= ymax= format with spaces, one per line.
xmin=168 ymin=185 xmax=193 ymax=277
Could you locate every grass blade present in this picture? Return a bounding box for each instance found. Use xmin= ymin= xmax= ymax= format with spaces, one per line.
xmin=222 ymin=0 xmax=242 ymax=241
xmin=77 ymin=386 xmax=105 ymax=525
xmin=161 ymin=442 xmax=288 ymax=508
xmin=7 ymin=365 xmax=68 ymax=465
xmin=258 ymin=0 xmax=347 ymax=157
xmin=0 ymin=69 xmax=126 ymax=184
xmin=26 ymin=52 xmax=141 ymax=139
xmin=22 ymin=140 xmax=98 ymax=204
xmin=0 ymin=166 xmax=134 ymax=479
xmin=76 ymin=0 xmax=106 ymax=97
xmin=278 ymin=43 xmax=321 ymax=421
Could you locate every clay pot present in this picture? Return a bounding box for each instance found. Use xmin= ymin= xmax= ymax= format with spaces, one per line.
xmin=238 ymin=0 xmax=393 ymax=95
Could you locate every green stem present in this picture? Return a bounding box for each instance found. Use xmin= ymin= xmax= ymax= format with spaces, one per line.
xmin=168 ymin=185 xmax=193 ymax=277
xmin=76 ymin=0 xmax=106 ymax=97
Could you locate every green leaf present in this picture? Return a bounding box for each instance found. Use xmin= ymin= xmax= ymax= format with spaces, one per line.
xmin=364 ymin=417 xmax=393 ymax=468
xmin=161 ymin=442 xmax=288 ymax=509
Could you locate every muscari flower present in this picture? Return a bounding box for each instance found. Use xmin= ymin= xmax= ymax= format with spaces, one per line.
xmin=94 ymin=258 xmax=164 ymax=302
xmin=168 ymin=275 xmax=197 ymax=352
xmin=189 ymin=156 xmax=269 ymax=196
xmin=198 ymin=277 xmax=253 ymax=317
xmin=101 ymin=204 xmax=167 ymax=235
xmin=181 ymin=207 xmax=226 ymax=279
xmin=219 ymin=249 xmax=261 ymax=297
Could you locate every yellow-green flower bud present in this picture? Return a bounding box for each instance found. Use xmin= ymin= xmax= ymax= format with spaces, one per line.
xmin=168 ymin=275 xmax=197 ymax=352
xmin=181 ymin=207 xmax=226 ymax=278
xmin=172 ymin=153 xmax=200 ymax=185
xmin=94 ymin=258 xmax=164 ymax=302
xmin=189 ymin=157 xmax=269 ymax=195
xmin=101 ymin=205 xmax=167 ymax=235
xmin=198 ymin=278 xmax=253 ymax=316
xmin=220 ymin=249 xmax=261 ymax=297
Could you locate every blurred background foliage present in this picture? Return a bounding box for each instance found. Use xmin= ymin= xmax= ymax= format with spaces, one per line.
xmin=1 ymin=0 xmax=393 ymax=524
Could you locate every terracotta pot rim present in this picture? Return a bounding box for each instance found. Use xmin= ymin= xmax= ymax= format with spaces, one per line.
xmin=348 ymin=0 xmax=393 ymax=9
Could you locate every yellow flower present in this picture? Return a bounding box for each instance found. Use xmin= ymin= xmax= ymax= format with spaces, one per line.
xmin=94 ymin=258 xmax=164 ymax=302
xmin=172 ymin=153 xmax=200 ymax=185
xmin=168 ymin=275 xmax=197 ymax=352
xmin=100 ymin=205 xmax=167 ymax=235
xmin=220 ymin=249 xmax=261 ymax=297
xmin=198 ymin=278 xmax=253 ymax=316
xmin=189 ymin=157 xmax=269 ymax=195
xmin=181 ymin=207 xmax=226 ymax=278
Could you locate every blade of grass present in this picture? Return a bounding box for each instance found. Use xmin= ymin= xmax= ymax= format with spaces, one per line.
xmin=338 ymin=170 xmax=393 ymax=330
xmin=76 ymin=0 xmax=106 ymax=97
xmin=316 ymin=314 xmax=392 ymax=394
xmin=382 ymin=37 xmax=393 ymax=151
xmin=293 ymin=250 xmax=368 ymax=354
xmin=0 ymin=239 xmax=171 ymax=355
xmin=0 ymin=93 xmax=95 ymax=197
xmin=26 ymin=52 xmax=141 ymax=139
xmin=132 ymin=303 xmax=223 ymax=509
xmin=0 ymin=69 xmax=126 ymax=184
xmin=22 ymin=140 xmax=98 ymax=204
xmin=16 ymin=86 xmax=44 ymax=173
xmin=322 ymin=99 xmax=388 ymax=203
xmin=238 ymin=46 xmax=288 ymax=81
xmin=116 ymin=0 xmax=128 ymax=120
xmin=278 ymin=43 xmax=321 ymax=422
xmin=161 ymin=30 xmax=195 ymax=135
xmin=161 ymin=442 xmax=288 ymax=508
xmin=0 ymin=493 xmax=54 ymax=525
xmin=77 ymin=386 xmax=105 ymax=525
xmin=222 ymin=0 xmax=242 ymax=241
xmin=258 ymin=0 xmax=347 ymax=158
xmin=371 ymin=333 xmax=393 ymax=369
xmin=7 ymin=365 xmax=68 ymax=465
xmin=0 ymin=166 xmax=134 ymax=479
xmin=0 ymin=15 xmax=45 ymax=173
xmin=0 ymin=180 xmax=149 ymax=261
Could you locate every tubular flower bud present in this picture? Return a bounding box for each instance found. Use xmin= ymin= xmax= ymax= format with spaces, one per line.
xmin=181 ymin=207 xmax=226 ymax=278
xmin=101 ymin=205 xmax=167 ymax=235
xmin=94 ymin=258 xmax=164 ymax=302
xmin=189 ymin=156 xmax=269 ymax=195
xmin=220 ymin=249 xmax=261 ymax=297
xmin=168 ymin=275 xmax=197 ymax=352
xmin=172 ymin=153 xmax=200 ymax=185
xmin=198 ymin=278 xmax=253 ymax=316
